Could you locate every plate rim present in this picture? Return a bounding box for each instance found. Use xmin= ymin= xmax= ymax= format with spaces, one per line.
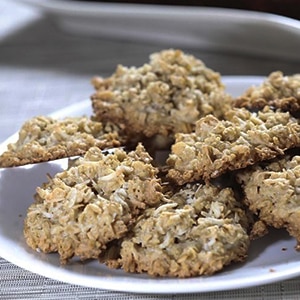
xmin=18 ymin=0 xmax=300 ymax=29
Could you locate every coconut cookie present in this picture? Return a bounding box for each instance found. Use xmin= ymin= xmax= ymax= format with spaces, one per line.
xmin=91 ymin=49 xmax=232 ymax=145
xmin=116 ymin=183 xmax=250 ymax=277
xmin=234 ymin=71 xmax=300 ymax=117
xmin=24 ymin=144 xmax=163 ymax=264
xmin=167 ymin=107 xmax=300 ymax=184
xmin=0 ymin=116 xmax=120 ymax=167
xmin=236 ymin=154 xmax=300 ymax=248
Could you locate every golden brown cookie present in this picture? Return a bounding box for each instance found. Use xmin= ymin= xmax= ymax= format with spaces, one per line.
xmin=24 ymin=144 xmax=163 ymax=264
xmin=234 ymin=71 xmax=300 ymax=117
xmin=0 ymin=116 xmax=120 ymax=167
xmin=91 ymin=49 xmax=232 ymax=145
xmin=117 ymin=183 xmax=250 ymax=277
xmin=167 ymin=107 xmax=300 ymax=184
xmin=236 ymin=154 xmax=300 ymax=248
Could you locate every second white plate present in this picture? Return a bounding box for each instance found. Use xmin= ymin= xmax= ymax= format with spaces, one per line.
xmin=19 ymin=0 xmax=300 ymax=61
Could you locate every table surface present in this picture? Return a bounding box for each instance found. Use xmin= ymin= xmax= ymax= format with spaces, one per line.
xmin=1 ymin=1 xmax=300 ymax=299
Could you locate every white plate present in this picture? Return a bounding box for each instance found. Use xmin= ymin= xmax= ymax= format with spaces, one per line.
xmin=1 ymin=76 xmax=300 ymax=294
xmin=18 ymin=0 xmax=300 ymax=61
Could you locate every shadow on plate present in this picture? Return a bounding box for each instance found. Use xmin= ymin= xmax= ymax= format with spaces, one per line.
xmin=0 ymin=161 xmax=64 ymax=240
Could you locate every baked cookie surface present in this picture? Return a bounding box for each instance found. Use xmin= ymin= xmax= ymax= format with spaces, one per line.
xmin=0 ymin=116 xmax=120 ymax=167
xmin=24 ymin=144 xmax=163 ymax=264
xmin=91 ymin=49 xmax=232 ymax=143
xmin=167 ymin=107 xmax=300 ymax=184
xmin=236 ymin=154 xmax=300 ymax=248
xmin=117 ymin=183 xmax=250 ymax=277
xmin=234 ymin=71 xmax=300 ymax=117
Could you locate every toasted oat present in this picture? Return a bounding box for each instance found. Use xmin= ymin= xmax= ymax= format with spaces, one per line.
xmin=91 ymin=49 xmax=232 ymax=143
xmin=117 ymin=183 xmax=249 ymax=277
xmin=23 ymin=144 xmax=163 ymax=264
xmin=236 ymin=154 xmax=300 ymax=248
xmin=234 ymin=71 xmax=300 ymax=116
xmin=167 ymin=107 xmax=300 ymax=184
xmin=0 ymin=116 xmax=120 ymax=167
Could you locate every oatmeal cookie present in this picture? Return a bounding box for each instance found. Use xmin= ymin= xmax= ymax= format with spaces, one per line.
xmin=0 ymin=116 xmax=120 ymax=168
xmin=117 ymin=183 xmax=250 ymax=277
xmin=91 ymin=49 xmax=232 ymax=144
xmin=236 ymin=154 xmax=300 ymax=248
xmin=167 ymin=107 xmax=300 ymax=184
xmin=234 ymin=72 xmax=300 ymax=117
xmin=24 ymin=144 xmax=163 ymax=264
